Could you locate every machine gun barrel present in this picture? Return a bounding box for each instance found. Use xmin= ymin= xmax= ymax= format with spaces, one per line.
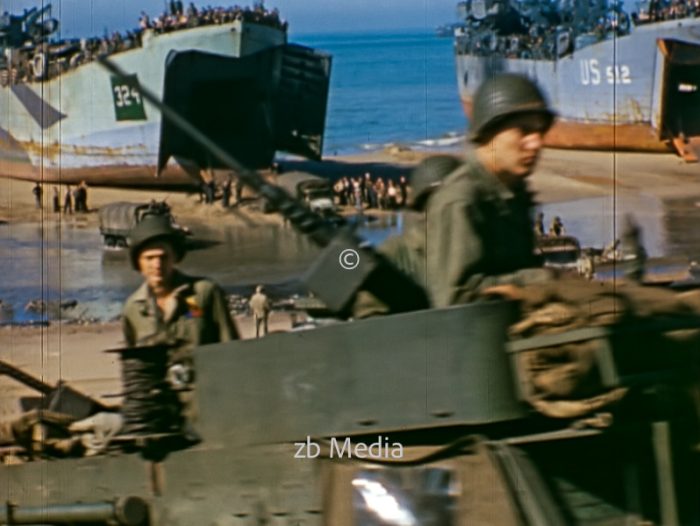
xmin=98 ymin=57 xmax=429 ymax=314
xmin=0 ymin=359 xmax=109 ymax=419
xmin=99 ymin=57 xmax=338 ymax=247
xmin=23 ymin=4 xmax=51 ymax=27
xmin=0 ymin=496 xmax=148 ymax=525
xmin=0 ymin=359 xmax=53 ymax=395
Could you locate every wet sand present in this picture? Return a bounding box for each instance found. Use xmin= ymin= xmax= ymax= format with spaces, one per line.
xmin=3 ymin=147 xmax=700 ymax=224
xmin=3 ymin=147 xmax=700 ymax=421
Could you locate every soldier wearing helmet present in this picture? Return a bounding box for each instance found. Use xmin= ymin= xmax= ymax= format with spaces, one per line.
xmin=121 ymin=214 xmax=239 ymax=348
xmin=424 ymin=73 xmax=556 ymax=307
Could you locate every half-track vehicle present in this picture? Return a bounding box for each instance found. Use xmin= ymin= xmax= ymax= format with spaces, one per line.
xmin=98 ymin=201 xmax=190 ymax=249
xmin=3 ymin=299 xmax=700 ymax=525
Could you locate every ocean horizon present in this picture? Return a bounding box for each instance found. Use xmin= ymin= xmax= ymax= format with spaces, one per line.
xmin=294 ymin=28 xmax=468 ymax=157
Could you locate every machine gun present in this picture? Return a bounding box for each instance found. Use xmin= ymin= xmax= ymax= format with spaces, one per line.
xmin=22 ymin=4 xmax=58 ymax=42
xmin=0 ymin=4 xmax=58 ymax=48
xmin=99 ymin=57 xmax=429 ymax=315
xmin=0 ymin=359 xmax=109 ymax=420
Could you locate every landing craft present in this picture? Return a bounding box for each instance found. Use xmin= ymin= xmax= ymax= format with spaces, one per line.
xmin=455 ymin=0 xmax=700 ymax=160
xmin=0 ymin=4 xmax=331 ymax=189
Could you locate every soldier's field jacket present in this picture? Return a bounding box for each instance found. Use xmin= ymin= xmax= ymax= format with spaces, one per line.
xmin=122 ymin=270 xmax=239 ymax=348
xmin=353 ymin=157 xmax=543 ymax=317
xmin=424 ymin=158 xmax=540 ymax=307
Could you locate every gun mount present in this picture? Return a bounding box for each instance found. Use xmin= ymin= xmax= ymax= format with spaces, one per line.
xmin=0 ymin=359 xmax=109 ymax=419
xmin=0 ymin=4 xmax=58 ymax=49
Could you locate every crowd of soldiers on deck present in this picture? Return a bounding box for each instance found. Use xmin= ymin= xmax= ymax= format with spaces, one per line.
xmin=138 ymin=2 xmax=286 ymax=35
xmin=634 ymin=0 xmax=700 ymax=24
xmin=0 ymin=2 xmax=285 ymax=86
xmin=454 ymin=0 xmax=700 ymax=61
xmin=333 ymin=173 xmax=410 ymax=211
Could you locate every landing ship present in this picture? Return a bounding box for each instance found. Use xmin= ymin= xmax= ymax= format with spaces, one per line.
xmin=0 ymin=4 xmax=331 ymax=189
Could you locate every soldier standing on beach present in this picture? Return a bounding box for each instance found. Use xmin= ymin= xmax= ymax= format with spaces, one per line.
xmin=249 ymin=285 xmax=271 ymax=338
xmin=620 ymin=214 xmax=647 ymax=283
xmin=549 ymin=216 xmax=565 ymax=236
xmin=63 ymin=185 xmax=73 ymax=215
xmin=74 ymin=181 xmax=89 ymax=213
xmin=399 ymin=175 xmax=408 ymax=207
xmin=52 ymin=187 xmax=60 ymax=213
xmin=32 ymin=183 xmax=42 ymax=209
xmin=221 ymin=177 xmax=232 ymax=208
xmin=235 ymin=177 xmax=244 ymax=204
xmin=534 ymin=211 xmax=545 ymax=237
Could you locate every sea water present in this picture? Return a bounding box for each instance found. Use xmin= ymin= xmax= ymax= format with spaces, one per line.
xmin=295 ymin=29 xmax=468 ymax=156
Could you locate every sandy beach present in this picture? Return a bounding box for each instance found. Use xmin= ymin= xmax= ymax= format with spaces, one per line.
xmin=2 ymin=146 xmax=700 ymax=421
xmin=4 ymin=146 xmax=700 ymax=225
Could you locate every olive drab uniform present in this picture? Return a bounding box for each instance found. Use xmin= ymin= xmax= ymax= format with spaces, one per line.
xmin=353 ymin=158 xmax=544 ymax=318
xmin=425 ymin=158 xmax=540 ymax=307
xmin=352 ymin=215 xmax=429 ymax=318
xmin=122 ymin=270 xmax=239 ymax=350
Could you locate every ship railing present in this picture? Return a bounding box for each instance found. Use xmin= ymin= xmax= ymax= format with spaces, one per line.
xmin=0 ymin=4 xmax=288 ymax=86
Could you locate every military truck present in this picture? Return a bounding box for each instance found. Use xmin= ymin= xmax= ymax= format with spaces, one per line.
xmin=264 ymin=172 xmax=335 ymax=216
xmin=98 ymin=201 xmax=190 ymax=248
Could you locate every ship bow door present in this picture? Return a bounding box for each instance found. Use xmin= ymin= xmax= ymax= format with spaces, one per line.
xmin=657 ymin=39 xmax=700 ymax=162
xmin=157 ymin=49 xmax=278 ymax=175
xmin=272 ymin=44 xmax=332 ymax=160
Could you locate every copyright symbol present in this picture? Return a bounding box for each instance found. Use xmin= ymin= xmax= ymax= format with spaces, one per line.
xmin=339 ymin=249 xmax=360 ymax=270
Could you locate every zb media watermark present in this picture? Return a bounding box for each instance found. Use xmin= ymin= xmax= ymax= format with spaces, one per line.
xmin=294 ymin=436 xmax=404 ymax=460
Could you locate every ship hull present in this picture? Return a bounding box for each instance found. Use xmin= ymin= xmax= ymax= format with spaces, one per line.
xmin=456 ymin=18 xmax=700 ymax=154
xmin=0 ymin=21 xmax=331 ymax=188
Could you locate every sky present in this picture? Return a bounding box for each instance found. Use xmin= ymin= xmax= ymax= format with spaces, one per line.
xmin=2 ymin=0 xmax=458 ymax=37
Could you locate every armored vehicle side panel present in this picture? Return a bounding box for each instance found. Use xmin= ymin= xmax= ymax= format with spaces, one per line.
xmin=2 ymin=302 xmax=700 ymax=524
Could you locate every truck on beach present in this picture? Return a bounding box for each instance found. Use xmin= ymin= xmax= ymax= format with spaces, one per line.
xmin=272 ymin=172 xmax=336 ymax=216
xmin=98 ymin=201 xmax=190 ymax=248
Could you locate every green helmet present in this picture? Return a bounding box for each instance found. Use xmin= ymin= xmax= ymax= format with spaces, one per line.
xmin=128 ymin=214 xmax=185 ymax=270
xmin=470 ymin=73 xmax=556 ymax=142
xmin=409 ymin=155 xmax=462 ymax=210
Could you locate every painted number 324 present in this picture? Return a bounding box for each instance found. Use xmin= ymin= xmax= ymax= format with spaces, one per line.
xmin=580 ymin=59 xmax=631 ymax=85
xmin=113 ymin=84 xmax=142 ymax=107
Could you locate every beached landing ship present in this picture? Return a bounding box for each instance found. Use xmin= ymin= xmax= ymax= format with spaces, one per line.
xmin=455 ymin=0 xmax=700 ymax=160
xmin=0 ymin=4 xmax=331 ymax=188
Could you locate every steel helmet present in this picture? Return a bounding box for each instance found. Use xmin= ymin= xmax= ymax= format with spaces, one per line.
xmin=470 ymin=73 xmax=556 ymax=142
xmin=409 ymin=155 xmax=462 ymax=210
xmin=129 ymin=214 xmax=185 ymax=270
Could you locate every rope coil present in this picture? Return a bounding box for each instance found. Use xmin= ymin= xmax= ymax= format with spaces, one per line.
xmin=116 ymin=347 xmax=182 ymax=435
